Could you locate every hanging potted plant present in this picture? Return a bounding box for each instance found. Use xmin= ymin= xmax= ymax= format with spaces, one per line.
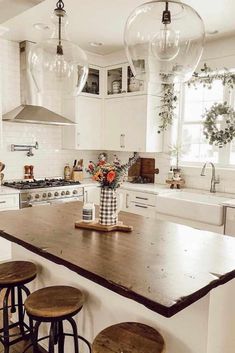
xmin=87 ymin=153 xmax=139 ymax=226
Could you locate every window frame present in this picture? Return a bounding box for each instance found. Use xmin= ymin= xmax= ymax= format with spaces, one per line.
xmin=177 ymin=80 xmax=235 ymax=168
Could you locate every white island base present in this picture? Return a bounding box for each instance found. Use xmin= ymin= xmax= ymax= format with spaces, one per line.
xmin=3 ymin=241 xmax=234 ymax=353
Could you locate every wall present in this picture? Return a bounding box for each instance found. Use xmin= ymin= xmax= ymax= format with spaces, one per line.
xmin=0 ymin=39 xmax=98 ymax=180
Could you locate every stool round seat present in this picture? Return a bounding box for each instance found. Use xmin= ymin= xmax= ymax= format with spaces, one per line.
xmin=0 ymin=261 xmax=37 ymax=287
xmin=24 ymin=285 xmax=84 ymax=320
xmin=92 ymin=322 xmax=165 ymax=353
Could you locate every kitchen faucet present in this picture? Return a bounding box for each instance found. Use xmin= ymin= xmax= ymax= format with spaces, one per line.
xmin=200 ymin=162 xmax=220 ymax=193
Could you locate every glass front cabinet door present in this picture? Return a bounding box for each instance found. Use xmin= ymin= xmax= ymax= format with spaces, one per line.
xmin=105 ymin=62 xmax=145 ymax=97
xmin=82 ymin=66 xmax=101 ymax=96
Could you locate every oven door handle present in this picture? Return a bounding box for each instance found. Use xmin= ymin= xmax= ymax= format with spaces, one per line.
xmin=28 ymin=201 xmax=50 ymax=207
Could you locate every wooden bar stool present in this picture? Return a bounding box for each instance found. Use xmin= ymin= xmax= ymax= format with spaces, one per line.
xmin=24 ymin=285 xmax=91 ymax=353
xmin=92 ymin=322 xmax=165 ymax=353
xmin=0 ymin=261 xmax=37 ymax=353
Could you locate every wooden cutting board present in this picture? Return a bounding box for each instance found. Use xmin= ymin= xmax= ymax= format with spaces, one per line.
xmin=75 ymin=220 xmax=133 ymax=232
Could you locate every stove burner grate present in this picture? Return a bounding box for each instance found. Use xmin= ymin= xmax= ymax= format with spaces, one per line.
xmin=4 ymin=178 xmax=81 ymax=190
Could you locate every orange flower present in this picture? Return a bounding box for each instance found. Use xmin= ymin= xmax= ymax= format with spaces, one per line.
xmin=107 ymin=170 xmax=116 ymax=183
xmin=93 ymin=170 xmax=103 ymax=181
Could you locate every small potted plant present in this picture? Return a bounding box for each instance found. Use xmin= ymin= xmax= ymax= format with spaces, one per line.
xmin=87 ymin=153 xmax=138 ymax=226
xmin=168 ymin=143 xmax=185 ymax=180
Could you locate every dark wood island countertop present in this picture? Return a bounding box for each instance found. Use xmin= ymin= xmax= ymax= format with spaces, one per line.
xmin=0 ymin=202 xmax=235 ymax=318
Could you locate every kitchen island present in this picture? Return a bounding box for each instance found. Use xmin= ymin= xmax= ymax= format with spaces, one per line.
xmin=0 ymin=202 xmax=235 ymax=353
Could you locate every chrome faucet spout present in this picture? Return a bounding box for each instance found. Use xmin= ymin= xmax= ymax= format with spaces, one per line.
xmin=200 ymin=162 xmax=220 ymax=193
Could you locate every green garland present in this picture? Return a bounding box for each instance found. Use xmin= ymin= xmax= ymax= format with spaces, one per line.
xmin=203 ymin=102 xmax=235 ymax=148
xmin=158 ymin=63 xmax=235 ymax=134
xmin=158 ymin=84 xmax=178 ymax=133
xmin=188 ymin=63 xmax=235 ymax=90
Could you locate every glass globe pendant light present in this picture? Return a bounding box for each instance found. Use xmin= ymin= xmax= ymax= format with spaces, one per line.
xmin=124 ymin=0 xmax=205 ymax=85
xmin=29 ymin=0 xmax=88 ymax=97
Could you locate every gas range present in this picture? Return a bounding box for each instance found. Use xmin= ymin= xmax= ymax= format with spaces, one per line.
xmin=4 ymin=179 xmax=84 ymax=208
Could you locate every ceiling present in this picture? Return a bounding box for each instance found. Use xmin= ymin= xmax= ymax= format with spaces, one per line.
xmin=1 ymin=0 xmax=235 ymax=55
xmin=0 ymin=0 xmax=44 ymax=24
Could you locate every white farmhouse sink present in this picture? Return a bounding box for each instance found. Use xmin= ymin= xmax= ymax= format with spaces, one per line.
xmin=156 ymin=191 xmax=229 ymax=226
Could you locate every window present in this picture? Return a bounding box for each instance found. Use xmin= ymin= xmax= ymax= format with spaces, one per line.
xmin=177 ymin=79 xmax=234 ymax=166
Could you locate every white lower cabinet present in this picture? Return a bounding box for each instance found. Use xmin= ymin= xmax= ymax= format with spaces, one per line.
xmin=118 ymin=189 xmax=157 ymax=217
xmin=84 ymin=186 xmax=100 ymax=205
xmin=0 ymin=194 xmax=19 ymax=211
xmin=103 ymin=95 xmax=162 ymax=152
xmin=0 ymin=193 xmax=19 ymax=262
xmin=62 ymin=96 xmax=103 ymax=150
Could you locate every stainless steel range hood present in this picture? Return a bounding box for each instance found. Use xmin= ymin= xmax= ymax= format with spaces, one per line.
xmin=2 ymin=41 xmax=75 ymax=126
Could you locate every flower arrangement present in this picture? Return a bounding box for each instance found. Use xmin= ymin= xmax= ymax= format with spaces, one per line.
xmin=87 ymin=153 xmax=139 ymax=190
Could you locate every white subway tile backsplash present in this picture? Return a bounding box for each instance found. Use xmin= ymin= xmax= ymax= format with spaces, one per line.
xmin=0 ymin=121 xmax=99 ymax=180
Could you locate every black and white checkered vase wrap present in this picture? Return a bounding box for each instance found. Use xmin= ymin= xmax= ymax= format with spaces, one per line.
xmin=99 ymin=188 xmax=118 ymax=226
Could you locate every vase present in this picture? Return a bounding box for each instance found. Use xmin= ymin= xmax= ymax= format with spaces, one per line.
xmin=99 ymin=188 xmax=118 ymax=226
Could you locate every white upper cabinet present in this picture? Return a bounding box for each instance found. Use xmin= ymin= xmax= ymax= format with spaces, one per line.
xmin=103 ymin=95 xmax=162 ymax=152
xmin=62 ymin=64 xmax=103 ymax=151
xmin=62 ymin=95 xmax=103 ymax=150
xmin=105 ymin=62 xmax=146 ymax=97
xmin=62 ymin=60 xmax=162 ymax=152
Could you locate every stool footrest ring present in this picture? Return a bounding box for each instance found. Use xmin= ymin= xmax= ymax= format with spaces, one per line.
xmin=22 ymin=333 xmax=92 ymax=353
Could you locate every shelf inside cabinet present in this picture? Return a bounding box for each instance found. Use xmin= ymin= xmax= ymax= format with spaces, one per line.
xmin=82 ymin=67 xmax=100 ymax=95
xmin=127 ymin=65 xmax=144 ymax=93
xmin=107 ymin=67 xmax=122 ymax=95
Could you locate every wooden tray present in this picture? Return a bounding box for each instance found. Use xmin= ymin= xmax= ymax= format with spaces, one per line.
xmin=166 ymin=179 xmax=185 ymax=189
xmin=75 ymin=220 xmax=133 ymax=233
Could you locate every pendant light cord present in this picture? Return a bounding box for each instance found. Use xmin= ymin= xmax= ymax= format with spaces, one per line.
xmin=55 ymin=0 xmax=65 ymax=55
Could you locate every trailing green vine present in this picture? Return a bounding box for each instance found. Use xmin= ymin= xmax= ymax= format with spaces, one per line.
xmin=158 ymin=63 xmax=235 ymax=134
xmin=188 ymin=63 xmax=235 ymax=90
xmin=158 ymin=83 xmax=178 ymax=133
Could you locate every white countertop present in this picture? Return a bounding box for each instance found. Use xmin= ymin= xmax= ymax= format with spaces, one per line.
xmin=80 ymin=180 xmax=235 ymax=199
xmin=222 ymin=199 xmax=235 ymax=207
xmin=0 ymin=186 xmax=20 ymax=195
xmin=120 ymin=182 xmax=170 ymax=194
xmin=80 ymin=180 xmax=170 ymax=194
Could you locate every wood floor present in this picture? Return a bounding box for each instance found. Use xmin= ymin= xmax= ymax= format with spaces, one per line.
xmin=0 ymin=290 xmax=45 ymax=353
